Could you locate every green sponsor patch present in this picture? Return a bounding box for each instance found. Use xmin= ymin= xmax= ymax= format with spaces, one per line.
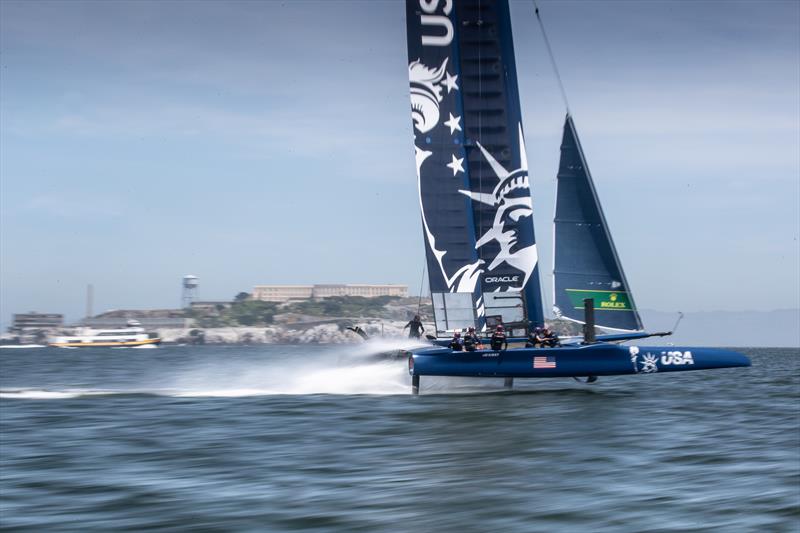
xmin=565 ymin=289 xmax=632 ymax=311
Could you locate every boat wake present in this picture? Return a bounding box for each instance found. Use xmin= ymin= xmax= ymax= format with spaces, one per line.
xmin=0 ymin=344 xmax=47 ymax=349
xmin=167 ymin=338 xmax=428 ymax=397
xmin=0 ymin=339 xmax=435 ymax=399
xmin=0 ymin=389 xmax=119 ymax=400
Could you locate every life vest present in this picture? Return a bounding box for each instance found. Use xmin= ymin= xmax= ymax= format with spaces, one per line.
xmin=490 ymin=333 xmax=506 ymax=350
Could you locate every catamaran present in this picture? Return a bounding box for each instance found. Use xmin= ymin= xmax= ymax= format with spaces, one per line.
xmin=403 ymin=0 xmax=749 ymax=393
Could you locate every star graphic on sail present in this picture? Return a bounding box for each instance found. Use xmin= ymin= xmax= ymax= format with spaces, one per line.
xmin=444 ymin=71 xmax=459 ymax=93
xmin=408 ymin=58 xmax=460 ymax=134
xmin=447 ymin=154 xmax=465 ymax=176
xmin=444 ymin=113 xmax=462 ymax=134
xmin=457 ymin=124 xmax=538 ymax=289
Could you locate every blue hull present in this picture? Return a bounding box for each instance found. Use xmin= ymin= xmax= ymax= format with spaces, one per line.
xmin=409 ymin=344 xmax=750 ymax=379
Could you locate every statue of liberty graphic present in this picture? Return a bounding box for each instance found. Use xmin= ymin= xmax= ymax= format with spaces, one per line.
xmin=409 ymin=58 xmax=537 ymax=294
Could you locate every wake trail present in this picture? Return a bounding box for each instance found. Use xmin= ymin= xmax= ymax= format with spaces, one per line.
xmin=2 ymin=339 xmax=432 ymax=399
xmin=169 ymin=339 xmax=424 ymax=396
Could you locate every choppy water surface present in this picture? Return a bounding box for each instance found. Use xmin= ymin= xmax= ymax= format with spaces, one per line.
xmin=1 ymin=344 xmax=798 ymax=531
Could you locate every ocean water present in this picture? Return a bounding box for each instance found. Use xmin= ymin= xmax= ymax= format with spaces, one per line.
xmin=1 ymin=344 xmax=798 ymax=532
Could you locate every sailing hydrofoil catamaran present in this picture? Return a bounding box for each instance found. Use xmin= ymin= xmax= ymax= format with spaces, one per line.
xmin=403 ymin=0 xmax=749 ymax=394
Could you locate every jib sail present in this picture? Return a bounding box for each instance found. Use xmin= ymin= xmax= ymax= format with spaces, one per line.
xmin=405 ymin=0 xmax=544 ymax=334
xmin=553 ymin=115 xmax=643 ymax=332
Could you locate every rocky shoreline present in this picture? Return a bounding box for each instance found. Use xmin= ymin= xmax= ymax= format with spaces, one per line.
xmin=159 ymin=320 xmax=413 ymax=345
xmin=0 ymin=319 xmax=420 ymax=346
xmin=0 ymin=312 xmax=577 ymax=345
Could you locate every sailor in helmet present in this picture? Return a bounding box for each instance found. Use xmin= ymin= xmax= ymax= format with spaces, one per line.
xmin=526 ymin=325 xmax=545 ymax=348
xmin=490 ymin=324 xmax=508 ymax=351
xmin=449 ymin=331 xmax=464 ymax=352
xmin=542 ymin=327 xmax=560 ymax=348
xmin=463 ymin=326 xmax=480 ymax=352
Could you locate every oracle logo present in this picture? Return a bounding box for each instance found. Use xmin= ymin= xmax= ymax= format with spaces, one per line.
xmin=484 ymin=275 xmax=519 ymax=284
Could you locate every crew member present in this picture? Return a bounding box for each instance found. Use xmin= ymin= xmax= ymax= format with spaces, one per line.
xmin=526 ymin=326 xmax=545 ymax=348
xmin=542 ymin=327 xmax=560 ymax=348
xmin=403 ymin=315 xmax=425 ymax=339
xmin=489 ymin=325 xmax=508 ymax=351
xmin=463 ymin=327 xmax=480 ymax=352
xmin=449 ymin=331 xmax=464 ymax=351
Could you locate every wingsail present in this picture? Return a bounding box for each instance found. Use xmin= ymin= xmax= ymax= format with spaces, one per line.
xmin=553 ymin=115 xmax=643 ymax=332
xmin=405 ymin=0 xmax=544 ymax=334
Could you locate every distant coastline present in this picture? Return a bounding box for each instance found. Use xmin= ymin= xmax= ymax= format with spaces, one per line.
xmin=3 ymin=296 xmax=798 ymax=348
xmin=114 ymin=308 xmax=800 ymax=348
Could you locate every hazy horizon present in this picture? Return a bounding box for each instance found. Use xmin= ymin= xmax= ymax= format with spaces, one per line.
xmin=2 ymin=0 xmax=798 ymax=329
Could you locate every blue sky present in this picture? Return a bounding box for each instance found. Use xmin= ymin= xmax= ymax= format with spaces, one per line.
xmin=1 ymin=0 xmax=798 ymax=327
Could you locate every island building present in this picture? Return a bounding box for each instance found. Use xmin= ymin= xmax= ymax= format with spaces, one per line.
xmin=252 ymin=284 xmax=408 ymax=303
xmin=4 ymin=313 xmax=65 ymax=344
xmin=10 ymin=313 xmax=64 ymax=332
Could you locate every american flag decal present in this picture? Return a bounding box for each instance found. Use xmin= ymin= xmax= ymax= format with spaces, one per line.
xmin=533 ymin=356 xmax=557 ymax=369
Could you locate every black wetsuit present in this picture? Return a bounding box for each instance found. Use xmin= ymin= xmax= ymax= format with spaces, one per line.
xmin=490 ymin=332 xmax=507 ymax=351
xmin=525 ymin=333 xmax=537 ymax=348
xmin=449 ymin=337 xmax=464 ymax=351
xmin=543 ymin=333 xmax=560 ymax=348
xmin=535 ymin=332 xmax=550 ymax=348
xmin=405 ymin=319 xmax=424 ymax=339
xmin=463 ymin=333 xmax=480 ymax=352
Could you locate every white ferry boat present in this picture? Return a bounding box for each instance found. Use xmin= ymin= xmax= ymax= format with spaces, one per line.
xmin=48 ymin=321 xmax=161 ymax=348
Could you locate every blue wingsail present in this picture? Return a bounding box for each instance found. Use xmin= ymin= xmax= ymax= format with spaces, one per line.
xmin=405 ymin=0 xmax=544 ymax=334
xmin=553 ymin=115 xmax=644 ymax=332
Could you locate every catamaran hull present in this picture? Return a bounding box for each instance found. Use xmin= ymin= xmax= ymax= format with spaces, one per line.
xmin=408 ymin=344 xmax=750 ymax=380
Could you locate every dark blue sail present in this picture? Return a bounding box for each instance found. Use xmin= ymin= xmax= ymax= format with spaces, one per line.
xmin=553 ymin=115 xmax=643 ymax=332
xmin=406 ymin=0 xmax=544 ymax=333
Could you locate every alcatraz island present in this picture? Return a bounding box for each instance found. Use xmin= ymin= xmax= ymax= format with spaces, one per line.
xmin=4 ymin=282 xmax=581 ymax=346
